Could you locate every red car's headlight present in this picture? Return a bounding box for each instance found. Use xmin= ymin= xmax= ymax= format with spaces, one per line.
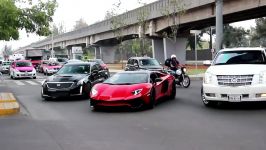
xmin=132 ymin=89 xmax=143 ymax=95
xmin=91 ymin=88 xmax=98 ymax=96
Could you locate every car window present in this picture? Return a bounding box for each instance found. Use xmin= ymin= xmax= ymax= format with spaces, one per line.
xmin=57 ymin=65 xmax=90 ymax=74
xmin=104 ymin=73 xmax=148 ymax=84
xmin=150 ymin=73 xmax=158 ymax=83
xmin=134 ymin=59 xmax=138 ymax=65
xmin=16 ymin=62 xmax=32 ymax=67
xmin=139 ymin=59 xmax=160 ymax=66
xmin=127 ymin=59 xmax=133 ymax=65
xmin=214 ymin=50 xmax=266 ymax=65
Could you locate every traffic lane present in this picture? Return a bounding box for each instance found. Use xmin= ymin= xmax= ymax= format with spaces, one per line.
xmin=6 ymin=80 xmax=266 ymax=150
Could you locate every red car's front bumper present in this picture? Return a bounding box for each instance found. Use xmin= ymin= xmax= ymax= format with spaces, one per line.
xmin=90 ymin=96 xmax=149 ymax=108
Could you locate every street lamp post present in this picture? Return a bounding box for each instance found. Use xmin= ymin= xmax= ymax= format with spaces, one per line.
xmin=51 ymin=31 xmax=55 ymax=58
xmin=190 ymin=30 xmax=201 ymax=70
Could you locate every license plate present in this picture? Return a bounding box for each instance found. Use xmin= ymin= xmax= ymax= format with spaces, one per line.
xmin=228 ymin=95 xmax=241 ymax=102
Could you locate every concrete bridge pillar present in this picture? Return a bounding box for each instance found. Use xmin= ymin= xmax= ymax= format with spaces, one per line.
xmin=152 ymin=39 xmax=165 ymax=64
xmin=100 ymin=46 xmax=118 ymax=63
xmin=152 ymin=38 xmax=187 ymax=65
xmin=163 ymin=38 xmax=187 ymax=64
xmin=94 ymin=47 xmax=101 ymax=59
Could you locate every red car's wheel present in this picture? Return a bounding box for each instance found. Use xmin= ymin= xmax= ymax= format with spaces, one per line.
xmin=147 ymin=88 xmax=156 ymax=109
xmin=169 ymin=81 xmax=176 ymax=100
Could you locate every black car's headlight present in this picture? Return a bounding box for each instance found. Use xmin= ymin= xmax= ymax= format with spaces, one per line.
xmin=41 ymin=80 xmax=47 ymax=86
xmin=77 ymin=78 xmax=86 ymax=85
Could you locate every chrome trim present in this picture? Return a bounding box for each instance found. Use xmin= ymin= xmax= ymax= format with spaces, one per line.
xmin=46 ymin=82 xmax=74 ymax=89
xmin=217 ymin=75 xmax=253 ymax=86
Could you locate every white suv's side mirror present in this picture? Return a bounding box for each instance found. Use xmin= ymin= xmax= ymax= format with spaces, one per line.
xmin=203 ymin=60 xmax=212 ymax=66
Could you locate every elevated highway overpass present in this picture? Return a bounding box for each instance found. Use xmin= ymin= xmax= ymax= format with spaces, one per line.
xmin=15 ymin=0 xmax=266 ymax=63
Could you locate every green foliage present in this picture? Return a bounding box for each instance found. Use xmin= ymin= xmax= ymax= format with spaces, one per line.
xmin=186 ymin=34 xmax=203 ymax=50
xmin=223 ymin=24 xmax=249 ymax=48
xmin=0 ymin=0 xmax=57 ymax=41
xmin=251 ymin=17 xmax=266 ymax=47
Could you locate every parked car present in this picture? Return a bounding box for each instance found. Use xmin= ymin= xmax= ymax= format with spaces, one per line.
xmin=90 ymin=70 xmax=176 ymax=110
xmin=125 ymin=57 xmax=163 ymax=71
xmin=202 ymin=47 xmax=266 ymax=107
xmin=49 ymin=57 xmax=68 ymax=65
xmin=66 ymin=59 xmax=83 ymax=64
xmin=87 ymin=59 xmax=110 ymax=76
xmin=43 ymin=61 xmax=62 ymax=75
xmin=41 ymin=62 xmax=109 ymax=100
xmin=38 ymin=60 xmax=49 ymax=73
xmin=9 ymin=60 xmax=37 ymax=79
xmin=0 ymin=61 xmax=11 ymax=74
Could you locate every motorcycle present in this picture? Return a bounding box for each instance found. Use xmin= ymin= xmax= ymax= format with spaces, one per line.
xmin=167 ymin=66 xmax=190 ymax=88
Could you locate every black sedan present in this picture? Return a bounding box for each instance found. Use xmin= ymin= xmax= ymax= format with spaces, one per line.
xmin=41 ymin=62 xmax=109 ymax=100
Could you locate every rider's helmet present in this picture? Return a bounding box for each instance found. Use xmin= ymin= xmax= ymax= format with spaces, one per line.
xmin=171 ymin=54 xmax=176 ymax=59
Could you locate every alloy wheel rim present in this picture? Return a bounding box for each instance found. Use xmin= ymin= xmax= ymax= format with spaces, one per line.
xmin=183 ymin=77 xmax=189 ymax=86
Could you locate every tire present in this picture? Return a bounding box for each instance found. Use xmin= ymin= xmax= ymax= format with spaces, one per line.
xmin=201 ymin=87 xmax=218 ymax=107
xmin=169 ymin=81 xmax=176 ymax=100
xmin=181 ymin=75 xmax=190 ymax=88
xmin=147 ymin=88 xmax=156 ymax=109
xmin=82 ymin=83 xmax=91 ymax=98
xmin=33 ymin=76 xmax=36 ymax=79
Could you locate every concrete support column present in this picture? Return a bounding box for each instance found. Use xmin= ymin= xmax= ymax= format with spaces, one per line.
xmin=152 ymin=39 xmax=165 ymax=64
xmin=100 ymin=46 xmax=118 ymax=63
xmin=94 ymin=47 xmax=101 ymax=59
xmin=216 ymin=0 xmax=223 ymax=51
xmin=163 ymin=38 xmax=187 ymax=64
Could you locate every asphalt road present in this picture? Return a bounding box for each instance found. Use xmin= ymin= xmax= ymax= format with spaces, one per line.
xmin=1 ymin=73 xmax=266 ymax=150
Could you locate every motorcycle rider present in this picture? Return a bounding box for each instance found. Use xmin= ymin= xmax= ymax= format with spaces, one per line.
xmin=165 ymin=54 xmax=180 ymax=71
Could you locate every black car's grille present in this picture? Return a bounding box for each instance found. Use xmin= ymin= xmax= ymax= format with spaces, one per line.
xmin=217 ymin=75 xmax=253 ymax=86
xmin=47 ymin=82 xmax=74 ymax=89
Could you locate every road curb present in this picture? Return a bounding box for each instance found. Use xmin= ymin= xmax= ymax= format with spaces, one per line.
xmin=190 ymin=77 xmax=203 ymax=81
xmin=0 ymin=93 xmax=20 ymax=116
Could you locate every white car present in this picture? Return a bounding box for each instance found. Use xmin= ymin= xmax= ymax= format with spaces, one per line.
xmin=9 ymin=60 xmax=37 ymax=79
xmin=202 ymin=47 xmax=266 ymax=107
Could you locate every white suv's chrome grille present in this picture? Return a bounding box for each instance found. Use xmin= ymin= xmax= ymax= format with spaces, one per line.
xmin=217 ymin=75 xmax=253 ymax=86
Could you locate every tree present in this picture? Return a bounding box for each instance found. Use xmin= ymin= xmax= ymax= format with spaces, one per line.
xmin=137 ymin=0 xmax=150 ymax=56
xmin=223 ymin=24 xmax=249 ymax=48
xmin=52 ymin=23 xmax=65 ymax=36
xmin=73 ymin=18 xmax=88 ymax=30
xmin=0 ymin=0 xmax=57 ymax=41
xmin=186 ymin=34 xmax=203 ymax=50
xmin=161 ymin=0 xmax=186 ymax=42
xmin=107 ymin=0 xmax=127 ymax=66
xmin=251 ymin=17 xmax=266 ymax=47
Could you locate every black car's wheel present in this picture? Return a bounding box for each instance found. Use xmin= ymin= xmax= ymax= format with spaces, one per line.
xmin=169 ymin=81 xmax=176 ymax=100
xmin=201 ymin=87 xmax=218 ymax=107
xmin=147 ymin=88 xmax=156 ymax=109
xmin=181 ymin=75 xmax=190 ymax=88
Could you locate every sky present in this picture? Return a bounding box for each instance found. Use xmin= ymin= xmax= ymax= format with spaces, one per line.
xmin=0 ymin=0 xmax=256 ymax=51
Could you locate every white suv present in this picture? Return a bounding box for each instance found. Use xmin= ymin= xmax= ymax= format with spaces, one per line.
xmin=202 ymin=47 xmax=266 ymax=107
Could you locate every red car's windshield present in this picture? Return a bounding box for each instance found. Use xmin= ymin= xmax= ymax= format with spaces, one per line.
xmin=104 ymin=73 xmax=148 ymax=85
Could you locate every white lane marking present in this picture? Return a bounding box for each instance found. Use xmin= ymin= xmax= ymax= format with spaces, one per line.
xmin=14 ymin=81 xmax=25 ymax=86
xmin=25 ymin=81 xmax=39 ymax=85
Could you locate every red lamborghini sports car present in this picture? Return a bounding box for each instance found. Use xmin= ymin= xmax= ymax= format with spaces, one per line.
xmin=90 ymin=71 xmax=176 ymax=110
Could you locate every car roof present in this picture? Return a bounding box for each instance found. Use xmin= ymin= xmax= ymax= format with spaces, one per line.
xmin=117 ymin=70 xmax=161 ymax=75
xmin=64 ymin=62 xmax=95 ymax=66
xmin=220 ymin=47 xmax=266 ymax=52
xmin=14 ymin=60 xmax=30 ymax=62
xmin=128 ymin=57 xmax=153 ymax=60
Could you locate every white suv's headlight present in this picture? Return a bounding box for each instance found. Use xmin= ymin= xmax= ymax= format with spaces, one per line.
xmin=204 ymin=72 xmax=213 ymax=84
xmin=259 ymin=71 xmax=266 ymax=84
